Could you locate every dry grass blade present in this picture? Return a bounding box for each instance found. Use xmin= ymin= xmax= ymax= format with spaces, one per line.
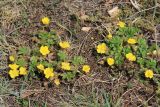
xmin=130 ymin=0 xmax=141 ymax=11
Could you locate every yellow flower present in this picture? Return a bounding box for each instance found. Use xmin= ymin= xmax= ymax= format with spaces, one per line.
xmin=41 ymin=17 xmax=50 ymax=25
xmin=96 ymin=43 xmax=107 ymax=54
xmin=40 ymin=46 xmax=50 ymax=56
xmin=37 ymin=64 xmax=45 ymax=71
xmin=59 ymin=41 xmax=70 ymax=49
xmin=9 ymin=56 xmax=15 ymax=62
xmin=117 ymin=21 xmax=125 ymax=28
xmin=107 ymin=58 xmax=115 ymax=66
xmin=107 ymin=33 xmax=112 ymax=40
xmin=9 ymin=63 xmax=19 ymax=70
xmin=61 ymin=62 xmax=71 ymax=70
xmin=145 ymin=69 xmax=153 ymax=79
xmin=44 ymin=68 xmax=54 ymax=79
xmin=127 ymin=38 xmax=137 ymax=44
xmin=126 ymin=53 xmax=136 ymax=61
xmin=82 ymin=65 xmax=90 ymax=73
xmin=19 ymin=67 xmax=27 ymax=75
xmin=9 ymin=69 xmax=19 ymax=79
xmin=54 ymin=79 xmax=60 ymax=86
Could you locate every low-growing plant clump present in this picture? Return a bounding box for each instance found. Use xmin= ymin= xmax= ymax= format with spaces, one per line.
xmin=96 ymin=21 xmax=160 ymax=86
xmin=8 ymin=17 xmax=91 ymax=86
xmin=1 ymin=0 xmax=160 ymax=106
xmin=5 ymin=16 xmax=160 ymax=106
xmin=7 ymin=18 xmax=160 ymax=88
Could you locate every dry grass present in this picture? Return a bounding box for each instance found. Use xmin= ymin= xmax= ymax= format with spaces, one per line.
xmin=0 ymin=0 xmax=160 ymax=107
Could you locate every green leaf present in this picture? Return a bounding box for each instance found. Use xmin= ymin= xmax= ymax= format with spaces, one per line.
xmin=109 ymin=36 xmax=122 ymax=47
xmin=137 ymin=38 xmax=148 ymax=58
xmin=38 ymin=32 xmax=50 ymax=39
xmin=18 ymin=47 xmax=30 ymax=55
xmin=16 ymin=58 xmax=27 ymax=67
xmin=145 ymin=59 xmax=157 ymax=70
xmin=31 ymin=48 xmax=39 ymax=56
xmin=41 ymin=61 xmax=52 ymax=67
xmin=38 ymin=32 xmax=58 ymax=46
xmin=47 ymin=39 xmax=55 ymax=45
xmin=137 ymin=57 xmax=145 ymax=67
xmin=61 ymin=72 xmax=76 ymax=81
xmin=29 ymin=56 xmax=38 ymax=76
xmin=57 ymin=51 xmax=67 ymax=61
xmin=123 ymin=46 xmax=131 ymax=55
xmin=117 ymin=27 xmax=139 ymax=37
xmin=114 ymin=53 xmax=123 ymax=65
xmin=72 ymin=56 xmax=85 ymax=66
xmin=30 ymin=56 xmax=38 ymax=65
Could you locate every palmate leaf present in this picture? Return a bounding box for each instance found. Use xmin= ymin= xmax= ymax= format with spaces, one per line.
xmin=38 ymin=32 xmax=50 ymax=39
xmin=137 ymin=38 xmax=148 ymax=58
xmin=38 ymin=32 xmax=58 ymax=46
xmin=114 ymin=52 xmax=124 ymax=65
xmin=109 ymin=36 xmax=122 ymax=49
xmin=123 ymin=46 xmax=131 ymax=55
xmin=57 ymin=51 xmax=67 ymax=61
xmin=72 ymin=56 xmax=85 ymax=66
xmin=137 ymin=57 xmax=145 ymax=67
xmin=145 ymin=59 xmax=157 ymax=70
xmin=18 ymin=47 xmax=30 ymax=55
xmin=29 ymin=56 xmax=39 ymax=76
xmin=16 ymin=58 xmax=27 ymax=67
xmin=30 ymin=56 xmax=38 ymax=66
xmin=61 ymin=72 xmax=76 ymax=81
xmin=117 ymin=27 xmax=140 ymax=37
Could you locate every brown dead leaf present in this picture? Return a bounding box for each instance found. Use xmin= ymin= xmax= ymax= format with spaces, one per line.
xmin=47 ymin=52 xmax=56 ymax=60
xmin=105 ymin=0 xmax=114 ymax=7
xmin=98 ymin=60 xmax=105 ymax=65
xmin=81 ymin=27 xmax=91 ymax=32
xmin=108 ymin=7 xmax=120 ymax=18
xmin=31 ymin=37 xmax=40 ymax=43
xmin=79 ymin=9 xmax=89 ymax=21
xmin=20 ymin=89 xmax=45 ymax=98
xmin=56 ymin=29 xmax=65 ymax=36
xmin=20 ymin=90 xmax=35 ymax=98
xmin=153 ymin=50 xmax=160 ymax=56
xmin=43 ymin=81 xmax=49 ymax=87
xmin=80 ymin=15 xmax=89 ymax=20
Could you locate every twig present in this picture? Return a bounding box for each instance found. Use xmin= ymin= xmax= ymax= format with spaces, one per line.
xmin=130 ymin=0 xmax=141 ymax=11
xmin=55 ymin=22 xmax=73 ymax=39
xmin=153 ymin=0 xmax=158 ymax=20
xmin=137 ymin=94 xmax=155 ymax=107
xmin=127 ymin=5 xmax=158 ymax=19
xmin=154 ymin=26 xmax=159 ymax=59
xmin=76 ymin=30 xmax=93 ymax=55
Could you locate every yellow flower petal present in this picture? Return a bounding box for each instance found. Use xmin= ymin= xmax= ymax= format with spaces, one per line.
xmin=127 ymin=38 xmax=137 ymax=44
xmin=96 ymin=43 xmax=107 ymax=54
xmin=54 ymin=79 xmax=60 ymax=86
xmin=117 ymin=21 xmax=125 ymax=28
xmin=107 ymin=33 xmax=112 ymax=40
xmin=126 ymin=53 xmax=136 ymax=61
xmin=40 ymin=46 xmax=50 ymax=56
xmin=145 ymin=69 xmax=153 ymax=79
xmin=41 ymin=17 xmax=50 ymax=25
xmin=44 ymin=68 xmax=54 ymax=79
xmin=9 ymin=56 xmax=15 ymax=62
xmin=61 ymin=62 xmax=71 ymax=71
xmin=37 ymin=64 xmax=45 ymax=71
xmin=9 ymin=63 xmax=19 ymax=70
xmin=107 ymin=58 xmax=114 ymax=66
xmin=19 ymin=67 xmax=27 ymax=75
xmin=82 ymin=65 xmax=90 ymax=73
xmin=59 ymin=41 xmax=70 ymax=49
xmin=9 ymin=69 xmax=19 ymax=79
